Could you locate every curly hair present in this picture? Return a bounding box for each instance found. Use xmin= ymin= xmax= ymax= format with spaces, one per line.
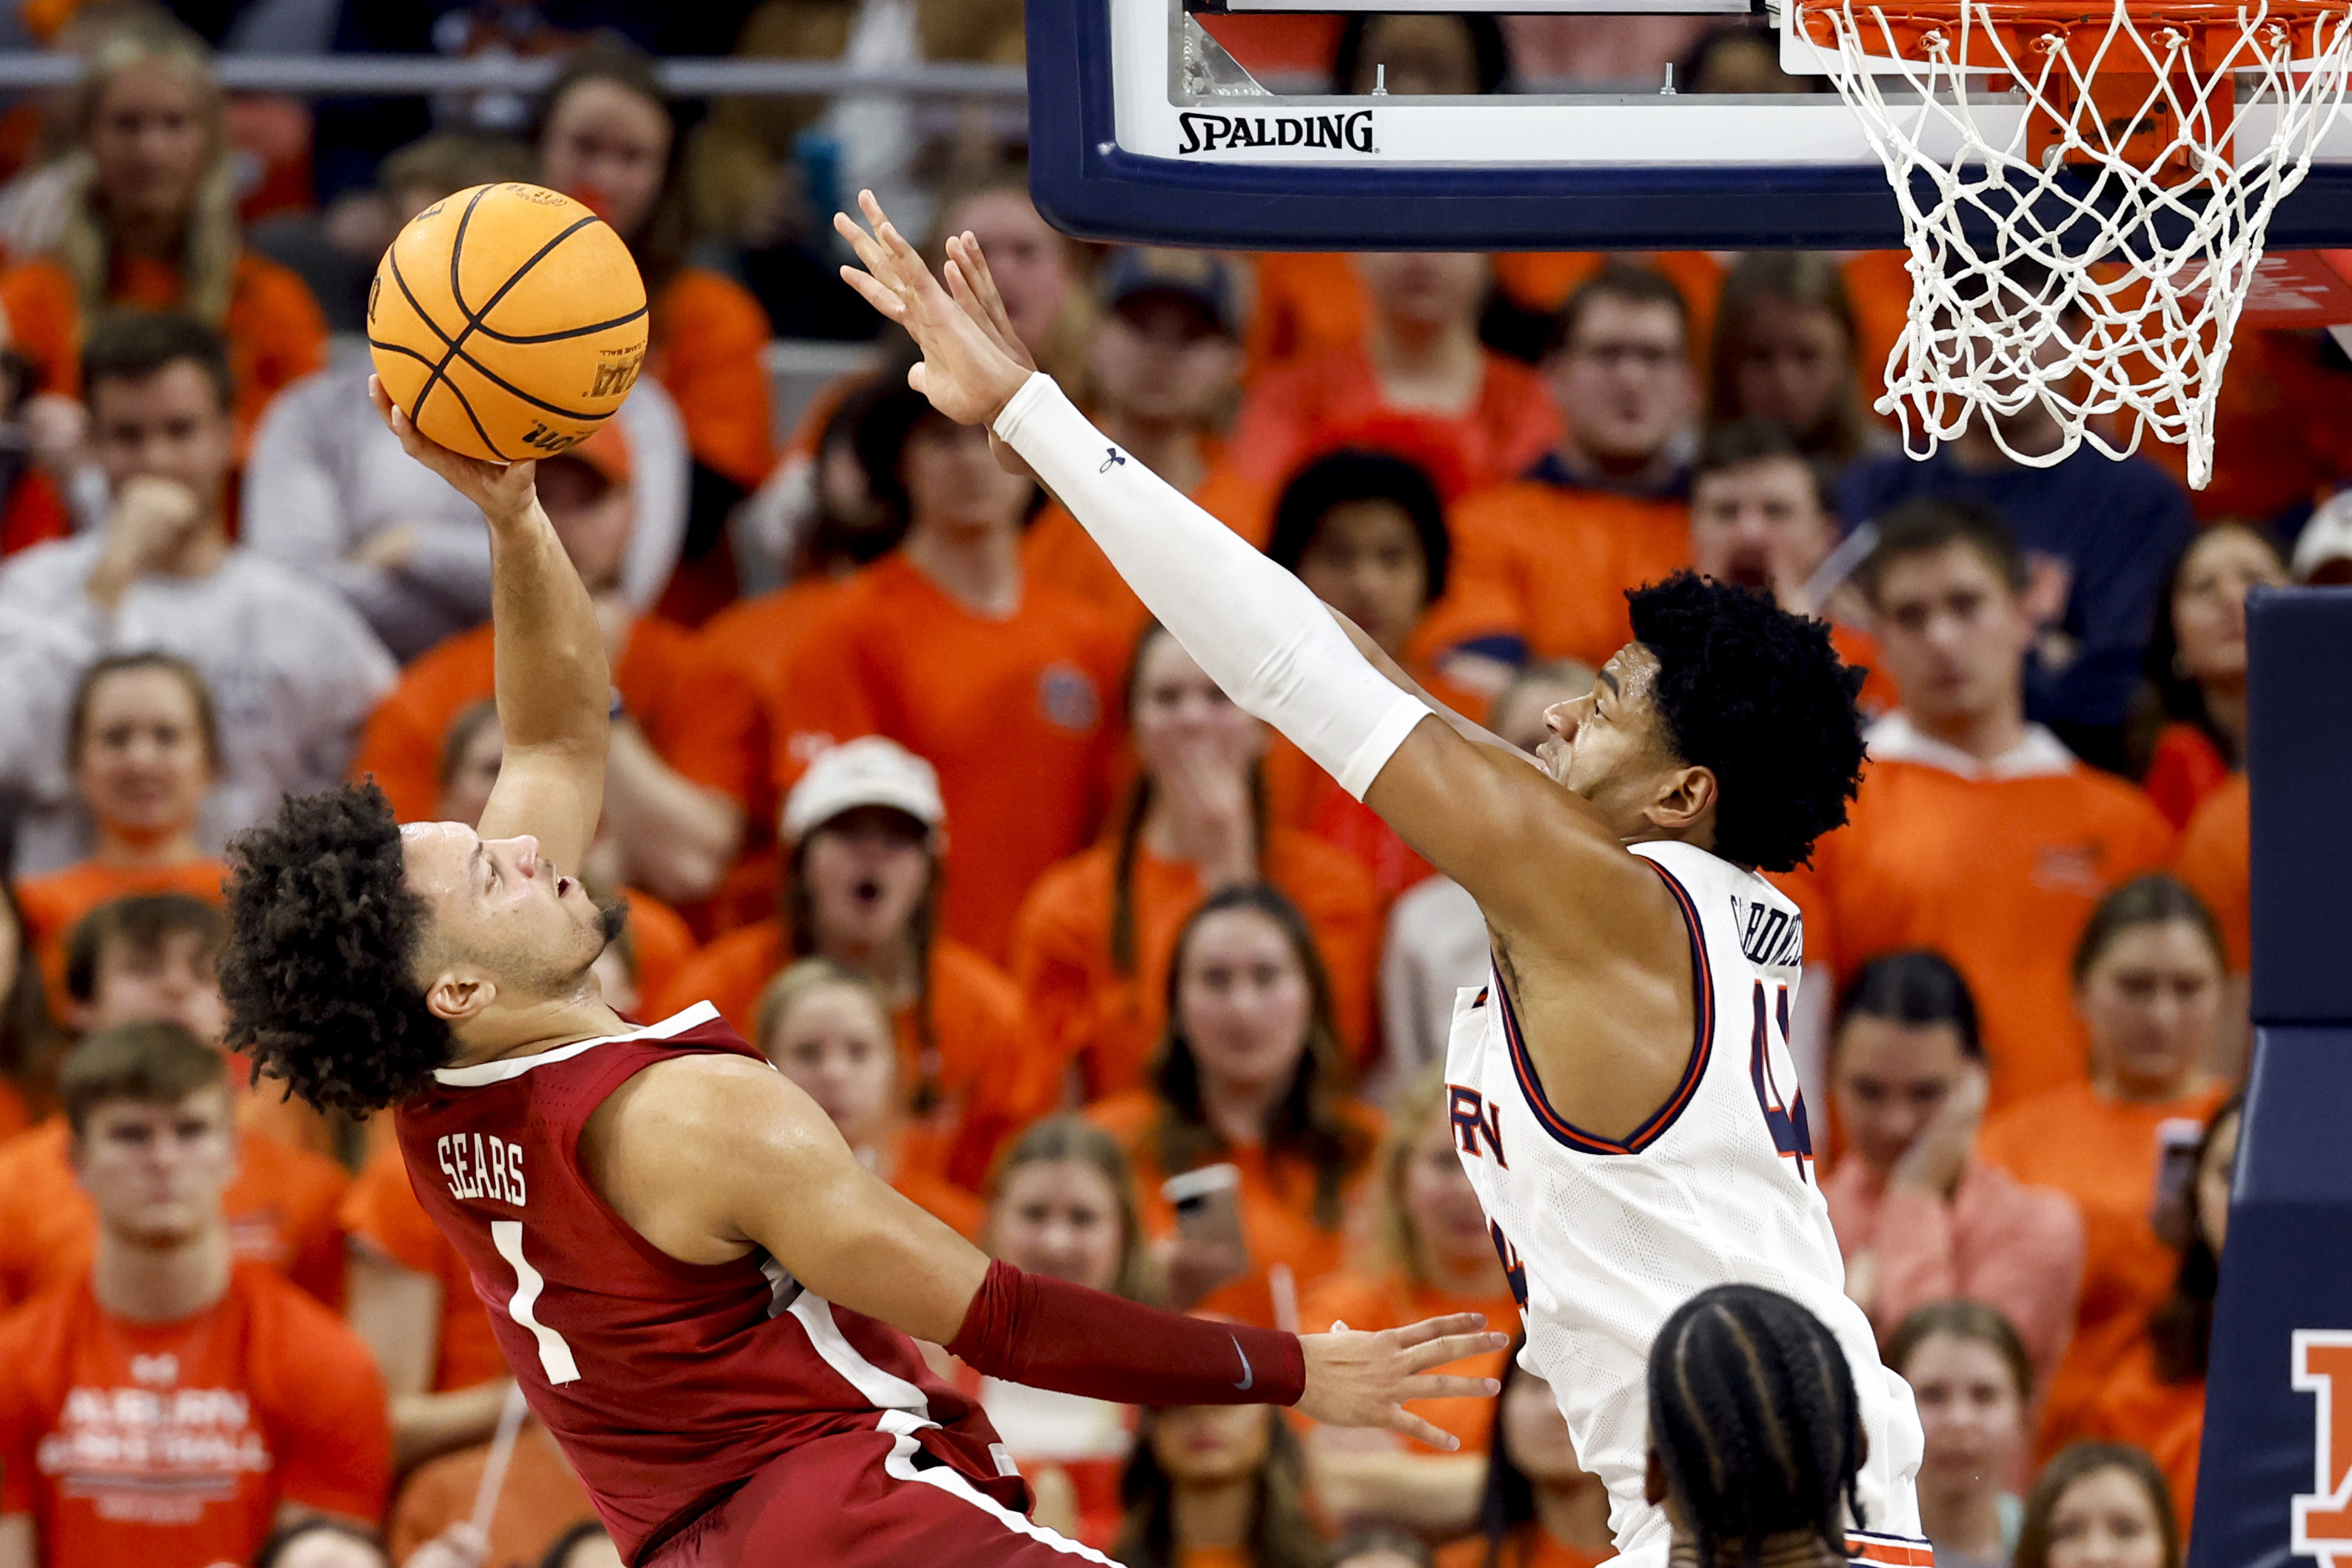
xmin=218 ymin=783 xmax=452 ymax=1115
xmin=1628 ymin=572 xmax=1866 ymax=873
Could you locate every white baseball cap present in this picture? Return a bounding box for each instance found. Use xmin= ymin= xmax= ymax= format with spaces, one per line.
xmin=782 ymin=736 xmax=946 ymax=842
xmin=2294 ymin=492 xmax=2352 ymax=583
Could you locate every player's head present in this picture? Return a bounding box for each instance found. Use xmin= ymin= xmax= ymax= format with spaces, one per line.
xmin=1689 ymin=421 xmax=1840 ymax=600
xmin=66 ymin=891 xmax=227 ymax=1044
xmin=62 ymin=1019 xmax=235 ymax=1247
xmin=84 ymin=309 xmax=235 ymax=509
xmin=1832 ymin=949 xmax=1983 ymax=1176
xmin=1538 ymin=573 xmax=1865 ymax=872
xmin=219 ymin=780 xmax=623 ymax=1113
xmin=1855 ymin=497 xmax=2033 ymax=730
xmin=1645 ymin=1283 xmax=1867 ymax=1566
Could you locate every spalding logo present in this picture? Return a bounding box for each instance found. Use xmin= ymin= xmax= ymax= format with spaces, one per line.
xmin=1176 ymin=109 xmax=1375 ymax=156
xmin=2294 ymin=1331 xmax=2352 ymax=1568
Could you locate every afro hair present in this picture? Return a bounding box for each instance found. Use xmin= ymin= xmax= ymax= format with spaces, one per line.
xmin=1627 ymin=572 xmax=1867 ymax=873
xmin=218 ymin=781 xmax=452 ymax=1115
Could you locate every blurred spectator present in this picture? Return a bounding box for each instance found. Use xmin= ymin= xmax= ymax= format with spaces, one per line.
xmin=1836 ymin=300 xmax=2196 ymax=768
xmin=932 ymin=168 xmax=1093 ymax=395
xmin=387 ymin=1406 xmax=596 ymax=1568
xmin=1683 ymin=22 xmax=1815 ymax=91
xmin=2083 ymin=1096 xmax=2239 ymax=1538
xmin=0 ymin=15 xmax=327 ymax=454
xmin=0 ymin=1023 xmax=387 ymax=1567
xmin=2011 ymin=1443 xmax=2180 ymax=1568
xmin=1433 ymin=1351 xmax=1614 ymax=1568
xmin=350 ymin=422 xmax=757 ymax=908
xmin=1112 ymin=1402 xmax=1324 ymax=1568
xmin=2171 ymin=772 xmax=2248 ymax=998
xmin=2136 ymin=524 xmax=2288 ymax=830
xmin=771 ymin=398 xmax=1125 ymax=962
xmin=0 ymin=312 xmax=394 ymax=878
xmin=1262 ymin=450 xmax=1483 ymax=902
xmin=1227 ymin=252 xmax=1558 ymax=506
xmin=755 ymin=956 xmax=984 ymax=1235
xmin=532 ymin=40 xmax=774 ymax=622
xmin=1377 ymin=662 xmax=1587 ymax=1100
xmin=1779 ymin=500 xmax=2174 ymax=1113
xmin=1977 ymin=876 xmax=2230 ymax=1461
xmin=2291 ymin=489 xmax=2352 ymax=584
xmin=1885 ymin=1301 xmax=2034 ymax=1568
xmin=1503 ymin=13 xmax=1719 ymax=92
xmin=1301 ymin=1067 xmax=1515 ymax=1535
xmin=14 ymin=652 xmax=224 ymax=996
xmin=0 ymin=891 xmax=349 ymax=1311
xmin=1025 ymin=248 xmax=1267 ymax=645
xmin=1090 ymin=884 xmax=1382 ymax=1328
xmin=0 ymin=882 xmax=62 ymax=1139
xmin=245 ymin=131 xmax=691 ymax=663
xmin=1685 ymin=420 xmax=1897 ymax=717
xmin=1706 ymin=252 xmax=1886 ymax=471
xmin=1824 ymin=951 xmax=2083 ymax=1387
xmin=1425 ymin=264 xmax=1697 ymax=679
xmin=1334 ymin=1530 xmax=1436 ymax=1568
xmin=1013 ymin=623 xmax=1381 ymax=1101
xmin=1335 ymin=13 xmax=1512 ymax=93
xmin=969 ymin=1116 xmax=1159 ymax=1548
xmin=649 ymin=737 xmax=1053 ymax=1192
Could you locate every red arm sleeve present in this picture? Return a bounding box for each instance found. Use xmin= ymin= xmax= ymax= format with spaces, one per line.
xmin=946 ymin=1259 xmax=1305 ymax=1408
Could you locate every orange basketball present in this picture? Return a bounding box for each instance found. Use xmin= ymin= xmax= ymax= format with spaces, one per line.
xmin=367 ymin=182 xmax=649 ymax=463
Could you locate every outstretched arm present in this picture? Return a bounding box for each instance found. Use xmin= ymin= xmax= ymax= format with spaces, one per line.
xmin=589 ymin=1053 xmax=1507 ymax=1449
xmin=372 ymin=379 xmax=607 ymax=871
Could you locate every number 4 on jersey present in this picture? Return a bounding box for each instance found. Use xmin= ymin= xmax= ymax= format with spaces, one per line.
xmin=1748 ymin=980 xmax=1814 ymax=1183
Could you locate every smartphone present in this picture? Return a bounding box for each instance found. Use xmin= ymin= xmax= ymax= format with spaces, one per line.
xmin=1163 ymin=1162 xmax=1249 ymax=1267
xmin=2149 ymin=1116 xmax=2207 ymax=1250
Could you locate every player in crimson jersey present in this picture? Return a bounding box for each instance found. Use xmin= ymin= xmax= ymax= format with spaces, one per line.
xmin=215 ymin=379 xmax=1506 ymax=1567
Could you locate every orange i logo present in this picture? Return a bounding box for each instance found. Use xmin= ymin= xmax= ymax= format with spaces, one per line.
xmin=2293 ymin=1331 xmax=2352 ymax=1568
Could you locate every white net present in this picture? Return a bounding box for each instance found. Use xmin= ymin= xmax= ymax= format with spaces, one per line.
xmin=1795 ymin=0 xmax=2352 ymax=486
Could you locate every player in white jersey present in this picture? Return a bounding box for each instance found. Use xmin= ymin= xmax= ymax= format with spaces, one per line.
xmin=834 ymin=193 xmax=1926 ymax=1568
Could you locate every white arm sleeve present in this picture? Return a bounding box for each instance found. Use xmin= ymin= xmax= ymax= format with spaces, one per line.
xmin=994 ymin=374 xmax=1429 ymax=800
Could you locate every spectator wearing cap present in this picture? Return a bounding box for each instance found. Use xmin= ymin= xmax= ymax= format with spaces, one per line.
xmin=2294 ymin=489 xmax=2352 ymax=585
xmin=1023 ymin=247 xmax=1273 ymax=648
xmin=0 ymin=312 xmax=393 ymax=879
xmin=1226 ymin=250 xmax=1559 ymax=508
xmin=1419 ymin=263 xmax=1700 ymax=694
xmin=650 ymin=737 xmax=1056 ymax=1192
xmin=1823 ymin=950 xmax=2083 ymax=1392
xmin=242 ymin=131 xmax=690 ymax=663
xmin=349 ymin=419 xmax=763 ymax=914
xmin=769 ymin=390 xmax=1128 ymax=961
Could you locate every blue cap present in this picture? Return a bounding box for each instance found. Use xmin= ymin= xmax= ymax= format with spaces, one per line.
xmin=1099 ymin=247 xmax=1242 ymax=338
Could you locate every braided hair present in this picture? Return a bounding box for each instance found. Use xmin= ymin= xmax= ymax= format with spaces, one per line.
xmin=1647 ymin=1284 xmax=1866 ymax=1568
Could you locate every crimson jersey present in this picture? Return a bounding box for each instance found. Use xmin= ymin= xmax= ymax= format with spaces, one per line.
xmin=396 ymin=1002 xmax=1025 ymax=1564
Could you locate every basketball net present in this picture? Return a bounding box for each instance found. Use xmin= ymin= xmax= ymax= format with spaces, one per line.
xmin=1794 ymin=0 xmax=2352 ymax=486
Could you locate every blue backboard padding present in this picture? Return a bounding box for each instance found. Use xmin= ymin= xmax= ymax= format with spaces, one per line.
xmin=2188 ymin=1026 xmax=2352 ymax=1568
xmin=1025 ymin=0 xmax=2352 ymax=249
xmin=2247 ymin=587 xmax=2352 ymax=1027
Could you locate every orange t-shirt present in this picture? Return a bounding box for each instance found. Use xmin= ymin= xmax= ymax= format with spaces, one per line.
xmin=341 ymin=1139 xmax=509 ymax=1393
xmin=1976 ymin=1079 xmax=2227 ymax=1458
xmin=891 ymin=1143 xmax=988 ymax=1241
xmin=0 ymin=1119 xmax=349 ymax=1312
xmin=1777 ymin=747 xmax=2177 ymax=1110
xmin=0 ymin=1081 xmax=32 ymax=1143
xmin=0 ymin=250 xmax=327 ymax=455
xmin=699 ymin=574 xmax=857 ymax=715
xmin=2085 ymin=1339 xmax=2204 ymax=1537
xmin=1423 ymin=479 xmax=1691 ymax=669
xmin=1438 ymin=1527 xmax=1617 ymax=1568
xmin=351 ymin=612 xmax=767 ymax=824
xmin=389 ymin=1421 xmax=595 ymax=1568
xmin=649 ymin=267 xmax=774 ymax=491
xmin=648 ymin=922 xmax=1058 ymax=1193
xmin=1298 ymin=1268 xmax=1517 ymax=1454
xmin=16 ymin=857 xmax=228 ymax=1004
xmin=1090 ymin=1088 xmax=1383 ymax=1330
xmin=1022 ymin=460 xmax=1275 ymax=651
xmin=1226 ymin=343 xmax=1561 ymax=503
xmin=0 ymin=1264 xmax=389 ymax=1568
xmin=771 ymin=553 xmax=1128 ymax=962
xmin=2174 ymin=771 xmax=2250 ymax=974
xmin=2142 ymin=724 xmax=2230 ymax=833
xmin=619 ymin=887 xmax=695 ymax=1008
xmin=1011 ymin=827 xmax=1383 ymax=1101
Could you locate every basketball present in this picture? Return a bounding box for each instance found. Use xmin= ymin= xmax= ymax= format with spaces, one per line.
xmin=366 ymin=181 xmax=649 ymax=463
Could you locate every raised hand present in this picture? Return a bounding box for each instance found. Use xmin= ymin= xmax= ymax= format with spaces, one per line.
xmin=942 ymin=230 xmax=1038 ymax=376
xmin=834 ymin=190 xmax=1033 ymax=427
xmin=1294 ymin=1312 xmax=1509 ymax=1450
xmin=369 ymin=374 xmax=538 ymax=528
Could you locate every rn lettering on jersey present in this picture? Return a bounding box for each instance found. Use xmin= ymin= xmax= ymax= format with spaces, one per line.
xmin=1730 ymin=894 xmax=1803 ymax=971
xmin=1448 ymin=1085 xmax=1507 ymax=1165
xmin=439 ymin=1132 xmax=527 ymax=1206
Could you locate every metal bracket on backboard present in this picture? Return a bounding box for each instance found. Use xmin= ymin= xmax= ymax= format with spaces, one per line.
xmin=1178 ymin=13 xmax=1273 ymax=98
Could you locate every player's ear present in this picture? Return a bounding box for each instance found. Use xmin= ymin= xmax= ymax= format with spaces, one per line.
xmin=423 ymin=967 xmax=497 ymax=1026
xmin=1646 ymin=761 xmax=1718 ymax=837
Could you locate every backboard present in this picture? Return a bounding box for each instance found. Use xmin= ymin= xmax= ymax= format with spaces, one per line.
xmin=1023 ymin=0 xmax=2352 ymax=250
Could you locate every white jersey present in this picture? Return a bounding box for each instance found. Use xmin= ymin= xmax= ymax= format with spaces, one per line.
xmin=1446 ymin=839 xmax=1926 ymax=1568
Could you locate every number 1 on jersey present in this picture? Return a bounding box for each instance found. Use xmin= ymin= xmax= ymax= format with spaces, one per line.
xmin=492 ymin=1219 xmax=582 ymax=1384
xmin=1748 ymin=981 xmax=1814 ymax=1184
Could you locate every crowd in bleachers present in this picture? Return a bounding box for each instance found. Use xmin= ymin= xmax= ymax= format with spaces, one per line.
xmin=0 ymin=3 xmax=2327 ymax=1567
